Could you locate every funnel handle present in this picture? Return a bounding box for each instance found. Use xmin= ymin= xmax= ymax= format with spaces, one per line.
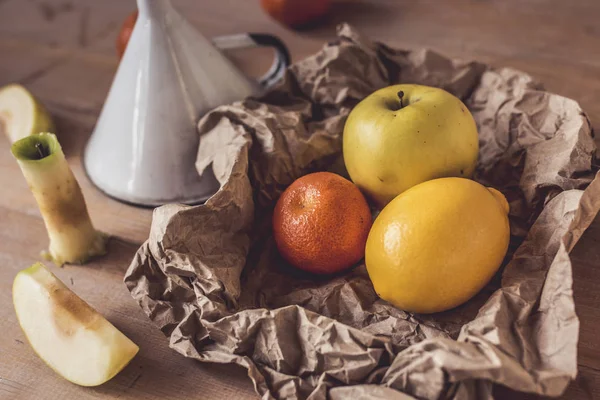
xmin=212 ymin=33 xmax=291 ymax=90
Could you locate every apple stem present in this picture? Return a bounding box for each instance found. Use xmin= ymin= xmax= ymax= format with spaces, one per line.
xmin=397 ymin=91 xmax=405 ymax=109
xmin=35 ymin=143 xmax=47 ymax=159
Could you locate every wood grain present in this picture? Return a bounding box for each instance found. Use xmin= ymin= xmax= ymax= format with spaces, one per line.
xmin=1 ymin=0 xmax=599 ymax=399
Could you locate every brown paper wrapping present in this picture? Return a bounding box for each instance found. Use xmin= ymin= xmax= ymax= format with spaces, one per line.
xmin=124 ymin=24 xmax=599 ymax=399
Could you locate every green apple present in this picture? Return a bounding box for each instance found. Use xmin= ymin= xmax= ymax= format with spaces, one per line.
xmin=13 ymin=263 xmax=139 ymax=386
xmin=0 ymin=84 xmax=55 ymax=143
xmin=343 ymin=84 xmax=479 ymax=207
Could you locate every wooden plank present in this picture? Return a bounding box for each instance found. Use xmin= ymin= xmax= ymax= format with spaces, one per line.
xmin=495 ymin=364 xmax=600 ymax=399
xmin=0 ymin=205 xmax=256 ymax=399
xmin=570 ymin=216 xmax=600 ymax=371
xmin=3 ymin=1 xmax=599 ymax=127
xmin=0 ymin=37 xmax=68 ymax=86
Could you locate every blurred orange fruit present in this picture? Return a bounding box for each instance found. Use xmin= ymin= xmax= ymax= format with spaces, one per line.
xmin=273 ymin=172 xmax=372 ymax=275
xmin=116 ymin=11 xmax=137 ymax=59
xmin=260 ymin=0 xmax=331 ymax=28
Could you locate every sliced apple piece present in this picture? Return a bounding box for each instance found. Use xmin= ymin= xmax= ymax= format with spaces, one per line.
xmin=13 ymin=263 xmax=139 ymax=386
xmin=0 ymin=84 xmax=55 ymax=143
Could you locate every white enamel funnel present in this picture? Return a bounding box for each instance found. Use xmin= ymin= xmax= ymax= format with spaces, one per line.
xmin=84 ymin=0 xmax=289 ymax=206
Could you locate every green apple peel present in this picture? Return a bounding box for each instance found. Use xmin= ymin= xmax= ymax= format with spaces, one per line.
xmin=11 ymin=133 xmax=106 ymax=265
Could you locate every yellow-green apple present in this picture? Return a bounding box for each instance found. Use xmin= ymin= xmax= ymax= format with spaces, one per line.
xmin=343 ymin=84 xmax=479 ymax=207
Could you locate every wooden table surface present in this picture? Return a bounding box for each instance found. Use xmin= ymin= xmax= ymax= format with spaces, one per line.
xmin=1 ymin=0 xmax=600 ymax=399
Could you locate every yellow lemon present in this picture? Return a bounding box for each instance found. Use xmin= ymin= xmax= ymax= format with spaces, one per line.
xmin=365 ymin=177 xmax=510 ymax=314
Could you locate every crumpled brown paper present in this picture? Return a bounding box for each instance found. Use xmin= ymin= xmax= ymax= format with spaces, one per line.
xmin=124 ymin=24 xmax=599 ymax=399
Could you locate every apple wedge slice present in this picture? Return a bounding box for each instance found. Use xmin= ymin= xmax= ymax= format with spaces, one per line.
xmin=13 ymin=263 xmax=139 ymax=386
xmin=0 ymin=84 xmax=55 ymax=143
